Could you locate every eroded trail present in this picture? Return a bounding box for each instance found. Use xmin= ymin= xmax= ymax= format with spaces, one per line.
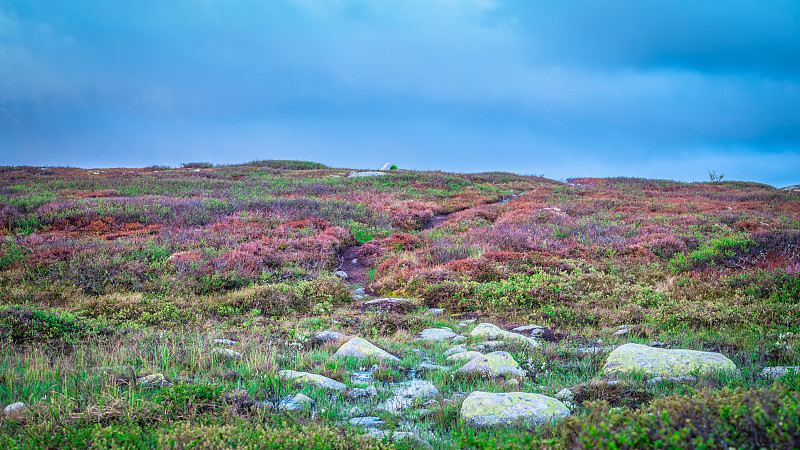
xmin=336 ymin=195 xmax=517 ymax=285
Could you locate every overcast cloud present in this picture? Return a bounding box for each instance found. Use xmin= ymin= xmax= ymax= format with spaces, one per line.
xmin=1 ymin=0 xmax=798 ymax=185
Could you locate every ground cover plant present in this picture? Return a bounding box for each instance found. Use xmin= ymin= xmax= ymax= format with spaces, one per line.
xmin=1 ymin=162 xmax=799 ymax=449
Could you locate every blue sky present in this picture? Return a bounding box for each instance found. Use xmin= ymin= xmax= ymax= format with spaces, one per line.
xmin=1 ymin=0 xmax=799 ymax=186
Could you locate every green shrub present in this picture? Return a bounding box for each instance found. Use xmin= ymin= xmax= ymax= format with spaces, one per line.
xmin=559 ymin=383 xmax=800 ymax=449
xmin=0 ymin=306 xmax=109 ymax=344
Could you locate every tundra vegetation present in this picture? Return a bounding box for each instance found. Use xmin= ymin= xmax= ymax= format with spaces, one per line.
xmin=0 ymin=161 xmax=798 ymax=449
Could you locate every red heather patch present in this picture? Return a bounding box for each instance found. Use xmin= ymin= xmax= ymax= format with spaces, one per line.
xmin=286 ymin=218 xmax=330 ymax=230
xmin=28 ymin=248 xmax=75 ymax=264
xmin=482 ymin=251 xmax=531 ymax=262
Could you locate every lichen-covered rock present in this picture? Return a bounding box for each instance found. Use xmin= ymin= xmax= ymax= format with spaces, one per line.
xmin=333 ymin=337 xmax=400 ymax=363
xmin=603 ymin=343 xmax=736 ymax=377
xmin=137 ymin=373 xmax=170 ymax=388
xmin=460 ymin=391 xmax=570 ymax=427
xmin=279 ymin=370 xmax=347 ymax=392
xmin=446 ymin=351 xmax=483 ymax=362
xmin=419 ymin=327 xmax=458 ymax=342
xmin=456 ymin=351 xmax=526 ymax=378
xmin=470 ymin=323 xmax=539 ymax=347
xmin=346 ymin=385 xmax=378 ymax=401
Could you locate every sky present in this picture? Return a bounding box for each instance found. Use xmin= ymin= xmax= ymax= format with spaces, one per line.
xmin=1 ymin=0 xmax=799 ymax=186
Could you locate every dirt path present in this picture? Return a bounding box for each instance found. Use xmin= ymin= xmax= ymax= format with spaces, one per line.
xmin=337 ymin=195 xmax=517 ymax=284
xmin=337 ymin=246 xmax=368 ymax=285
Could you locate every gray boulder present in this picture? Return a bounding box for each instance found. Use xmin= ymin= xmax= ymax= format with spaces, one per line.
xmin=279 ymin=370 xmax=347 ymax=392
xmin=333 ymin=337 xmax=400 ymax=363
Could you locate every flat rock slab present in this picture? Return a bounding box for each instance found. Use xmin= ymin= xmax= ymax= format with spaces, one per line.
xmin=333 ymin=337 xmax=400 ymax=363
xmin=419 ymin=327 xmax=458 ymax=342
xmin=348 ymin=171 xmax=386 ymax=178
xmin=278 ymin=393 xmax=313 ymax=411
xmin=603 ymin=343 xmax=737 ymax=377
xmin=456 ymin=351 xmax=526 ymax=378
xmin=512 ymin=325 xmax=543 ymax=333
xmin=279 ymin=370 xmax=347 ymax=392
xmin=470 ymin=323 xmax=539 ymax=348
xmin=460 ymin=391 xmax=570 ymax=427
xmin=360 ymin=298 xmax=415 ymax=313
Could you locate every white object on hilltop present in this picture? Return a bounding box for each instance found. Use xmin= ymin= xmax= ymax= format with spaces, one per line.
xmin=381 ymin=163 xmax=393 ymax=170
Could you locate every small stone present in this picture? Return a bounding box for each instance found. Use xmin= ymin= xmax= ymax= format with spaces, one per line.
xmin=278 ymin=393 xmax=313 ymax=411
xmin=649 ymin=341 xmax=667 ymax=348
xmin=761 ymin=366 xmax=800 ymax=380
xmin=213 ymin=338 xmax=237 ymax=346
xmin=506 ymin=379 xmax=520 ymax=388
xmin=311 ymin=331 xmax=347 ymax=345
xmin=3 ymin=402 xmax=28 ymax=418
xmin=212 ymin=348 xmax=243 ymax=359
xmin=349 ymin=416 xmax=383 ymax=427
xmin=554 ymin=388 xmax=573 ymax=402
xmin=425 ymin=308 xmax=445 ymax=316
xmin=137 ymin=373 xmax=170 ymax=388
xmin=348 ymin=171 xmax=387 ymax=178
xmin=475 ymin=340 xmax=505 ymax=351
xmin=612 ymin=328 xmax=629 ymax=336
xmin=453 ymin=336 xmax=467 ymax=343
xmin=334 ymin=271 xmax=349 ymax=279
xmin=444 ymin=344 xmax=467 ymax=357
xmin=351 ymin=287 xmax=365 ymax=295
xmin=347 ymin=385 xmax=378 ymax=401
xmin=351 ymin=259 xmax=358 ymax=264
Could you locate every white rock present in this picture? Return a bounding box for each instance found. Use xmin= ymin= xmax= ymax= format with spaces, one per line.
xmin=419 ymin=327 xmax=458 ymax=342
xmin=334 ymin=270 xmax=349 ymax=279
xmin=603 ymin=343 xmax=736 ymax=377
xmin=380 ymin=163 xmax=394 ymax=170
xmin=453 ymin=336 xmax=467 ymax=343
xmin=213 ymin=338 xmax=238 ymax=346
xmin=512 ymin=325 xmax=543 ymax=332
xmin=425 ymin=308 xmax=445 ymax=315
xmin=3 ymin=402 xmax=27 ymax=417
